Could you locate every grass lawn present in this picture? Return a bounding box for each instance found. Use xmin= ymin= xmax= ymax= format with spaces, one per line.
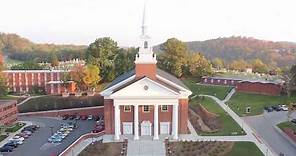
xmin=183 ymin=79 xmax=233 ymax=100
xmin=226 ymin=142 xmax=263 ymax=156
xmin=5 ymin=122 xmax=26 ymax=133
xmin=227 ymin=92 xmax=296 ymax=116
xmin=18 ymin=95 xmax=103 ymax=113
xmin=0 ymin=135 xmax=8 ymax=142
xmin=277 ymin=121 xmax=296 ymax=131
xmin=79 ymin=142 xmax=123 ymax=156
xmin=191 ymin=97 xmax=245 ymax=136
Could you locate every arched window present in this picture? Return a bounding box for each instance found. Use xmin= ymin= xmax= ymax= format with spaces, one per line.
xmin=144 ymin=41 xmax=148 ymax=49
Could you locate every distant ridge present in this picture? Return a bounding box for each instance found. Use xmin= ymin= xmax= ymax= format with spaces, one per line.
xmin=154 ymin=36 xmax=296 ymax=68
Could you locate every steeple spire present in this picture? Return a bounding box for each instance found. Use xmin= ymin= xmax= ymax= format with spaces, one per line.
xmin=141 ymin=2 xmax=149 ymax=39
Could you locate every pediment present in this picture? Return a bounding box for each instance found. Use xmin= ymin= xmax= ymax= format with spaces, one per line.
xmin=110 ymin=77 xmax=179 ymax=98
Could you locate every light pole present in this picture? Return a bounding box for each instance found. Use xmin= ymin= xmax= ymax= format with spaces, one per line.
xmin=49 ymin=126 xmax=54 ymax=136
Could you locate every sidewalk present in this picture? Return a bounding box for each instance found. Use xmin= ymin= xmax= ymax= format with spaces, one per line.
xmin=0 ymin=121 xmax=32 ymax=147
xmin=63 ymin=136 xmax=103 ymax=156
xmin=200 ymin=92 xmax=276 ymax=156
xmin=127 ymin=139 xmax=165 ymax=156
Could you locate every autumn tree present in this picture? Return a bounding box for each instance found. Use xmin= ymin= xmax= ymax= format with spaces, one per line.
xmin=186 ymin=53 xmax=212 ymax=78
xmin=212 ymin=58 xmax=224 ymax=69
xmin=83 ymin=65 xmax=101 ymax=91
xmin=160 ymin=38 xmax=188 ymax=77
xmin=251 ymin=58 xmax=268 ymax=73
xmin=288 ymin=64 xmax=296 ymax=95
xmin=229 ymin=59 xmax=249 ymax=71
xmin=0 ymin=51 xmax=7 ymax=96
xmin=70 ymin=65 xmax=86 ymax=91
xmin=50 ymin=52 xmax=59 ymax=67
xmin=86 ymin=37 xmax=118 ymax=82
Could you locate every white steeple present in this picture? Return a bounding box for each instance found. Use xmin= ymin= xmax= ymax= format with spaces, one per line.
xmin=135 ymin=2 xmax=157 ymax=64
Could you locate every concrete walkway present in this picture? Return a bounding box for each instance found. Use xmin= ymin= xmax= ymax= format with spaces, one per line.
xmin=200 ymin=92 xmax=276 ymax=156
xmin=127 ymin=139 xmax=166 ymax=156
xmin=63 ymin=136 xmax=103 ymax=156
xmin=0 ymin=121 xmax=33 ymax=147
xmin=17 ymin=95 xmax=45 ymax=106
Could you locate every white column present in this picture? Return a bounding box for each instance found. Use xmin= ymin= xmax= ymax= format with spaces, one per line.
xmin=134 ymin=105 xmax=139 ymax=140
xmin=153 ymin=104 xmax=159 ymax=140
xmin=114 ymin=104 xmax=121 ymax=140
xmin=172 ymin=104 xmax=178 ymax=140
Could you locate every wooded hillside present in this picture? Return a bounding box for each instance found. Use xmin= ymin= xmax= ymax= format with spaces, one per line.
xmin=154 ymin=36 xmax=296 ymax=68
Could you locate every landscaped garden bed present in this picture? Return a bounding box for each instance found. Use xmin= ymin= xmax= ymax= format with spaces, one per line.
xmin=166 ymin=141 xmax=263 ymax=156
xmin=78 ymin=142 xmax=126 ymax=156
xmin=189 ymin=97 xmax=245 ymax=136
xmin=227 ymin=92 xmax=296 ymax=116
xmin=0 ymin=135 xmax=8 ymax=142
xmin=277 ymin=121 xmax=296 ymax=143
xmin=18 ymin=94 xmax=103 ymax=113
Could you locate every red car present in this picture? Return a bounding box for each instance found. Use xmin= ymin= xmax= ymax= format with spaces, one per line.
xmin=92 ymin=125 xmax=104 ymax=133
xmin=81 ymin=115 xmax=88 ymax=120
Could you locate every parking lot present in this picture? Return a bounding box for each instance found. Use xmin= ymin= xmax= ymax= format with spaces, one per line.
xmin=2 ymin=116 xmax=95 ymax=156
xmin=243 ymin=111 xmax=296 ymax=156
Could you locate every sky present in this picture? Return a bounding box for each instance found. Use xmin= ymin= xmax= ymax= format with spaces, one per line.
xmin=0 ymin=0 xmax=296 ymax=47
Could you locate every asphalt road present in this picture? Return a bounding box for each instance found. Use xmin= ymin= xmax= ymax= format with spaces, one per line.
xmin=243 ymin=111 xmax=296 ymax=156
xmin=2 ymin=116 xmax=95 ymax=156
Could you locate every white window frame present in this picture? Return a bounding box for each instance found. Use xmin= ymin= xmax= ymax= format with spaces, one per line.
xmin=124 ymin=105 xmax=131 ymax=112
xmin=161 ymin=105 xmax=168 ymax=112
xmin=143 ymin=105 xmax=150 ymax=113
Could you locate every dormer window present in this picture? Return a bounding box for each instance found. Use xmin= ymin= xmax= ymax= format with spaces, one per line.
xmin=144 ymin=41 xmax=148 ymax=49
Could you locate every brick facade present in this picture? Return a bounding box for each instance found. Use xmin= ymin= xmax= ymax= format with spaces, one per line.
xmin=3 ymin=70 xmax=76 ymax=95
xmin=236 ymin=81 xmax=282 ymax=96
xmin=0 ymin=100 xmax=18 ymax=126
xmin=135 ymin=64 xmax=157 ymax=79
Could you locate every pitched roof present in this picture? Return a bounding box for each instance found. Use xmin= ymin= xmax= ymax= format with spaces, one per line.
xmin=104 ymin=69 xmax=135 ymax=90
xmin=103 ymin=68 xmax=189 ymax=92
xmin=156 ymin=68 xmax=190 ymax=90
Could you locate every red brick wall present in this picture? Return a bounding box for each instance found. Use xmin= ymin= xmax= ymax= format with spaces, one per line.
xmin=135 ymin=64 xmax=157 ymax=79
xmin=179 ymin=99 xmax=188 ymax=134
xmin=236 ymin=82 xmax=282 ymax=96
xmin=0 ymin=101 xmax=18 ymax=126
xmin=19 ymin=106 xmax=104 ymax=118
xmin=104 ymin=99 xmax=114 ymax=134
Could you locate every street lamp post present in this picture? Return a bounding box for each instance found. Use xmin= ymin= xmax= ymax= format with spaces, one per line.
xmin=49 ymin=126 xmax=54 ymax=136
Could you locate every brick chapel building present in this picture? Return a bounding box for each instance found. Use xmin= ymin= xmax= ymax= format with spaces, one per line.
xmin=100 ymin=11 xmax=192 ymax=140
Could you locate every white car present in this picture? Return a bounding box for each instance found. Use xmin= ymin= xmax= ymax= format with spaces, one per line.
xmin=10 ymin=136 xmax=25 ymax=142
xmin=88 ymin=115 xmax=93 ymax=120
xmin=279 ymin=105 xmax=288 ymax=111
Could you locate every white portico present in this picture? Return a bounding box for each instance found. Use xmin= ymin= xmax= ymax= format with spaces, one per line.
xmin=109 ymin=77 xmax=182 ymax=140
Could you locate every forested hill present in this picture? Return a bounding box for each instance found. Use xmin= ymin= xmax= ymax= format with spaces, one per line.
xmin=0 ymin=33 xmax=87 ymax=62
xmin=154 ymin=36 xmax=296 ymax=68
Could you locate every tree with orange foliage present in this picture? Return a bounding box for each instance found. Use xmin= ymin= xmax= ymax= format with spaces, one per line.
xmin=0 ymin=51 xmax=8 ymax=95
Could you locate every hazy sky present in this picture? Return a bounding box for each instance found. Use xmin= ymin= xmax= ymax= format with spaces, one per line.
xmin=0 ymin=0 xmax=295 ymax=46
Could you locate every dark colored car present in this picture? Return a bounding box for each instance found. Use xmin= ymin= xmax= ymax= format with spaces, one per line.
xmin=0 ymin=146 xmax=13 ymax=152
xmin=75 ymin=115 xmax=81 ymax=120
xmin=264 ymin=106 xmax=273 ymax=112
xmin=62 ymin=115 xmax=69 ymax=120
xmin=271 ymin=105 xmax=281 ymax=111
xmin=291 ymin=119 xmax=296 ymax=124
xmin=68 ymin=115 xmax=76 ymax=120
xmin=4 ymin=142 xmax=18 ymax=148
xmin=26 ymin=125 xmax=39 ymax=131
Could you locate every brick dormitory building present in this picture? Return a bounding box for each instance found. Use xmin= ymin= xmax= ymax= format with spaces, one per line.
xmin=0 ymin=100 xmax=18 ymax=126
xmin=3 ymin=70 xmax=76 ymax=95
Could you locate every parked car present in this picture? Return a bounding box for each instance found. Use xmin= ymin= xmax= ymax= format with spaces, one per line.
xmin=75 ymin=115 xmax=81 ymax=120
xmin=10 ymin=136 xmax=25 ymax=142
xmin=4 ymin=142 xmax=18 ymax=148
xmin=272 ymin=105 xmax=282 ymax=111
xmin=22 ymin=130 xmax=32 ymax=136
xmin=26 ymin=125 xmax=40 ymax=131
xmin=0 ymin=146 xmax=13 ymax=152
xmin=264 ymin=106 xmax=273 ymax=112
xmin=9 ymin=140 xmax=23 ymax=145
xmin=88 ymin=115 xmax=93 ymax=120
xmin=291 ymin=119 xmax=296 ymax=124
xmin=92 ymin=125 xmax=104 ymax=133
xmin=62 ymin=114 xmax=69 ymax=120
xmin=279 ymin=105 xmax=288 ymax=111
xmin=16 ymin=133 xmax=29 ymax=139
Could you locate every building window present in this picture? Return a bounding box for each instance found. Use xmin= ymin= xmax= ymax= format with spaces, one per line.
xmin=161 ymin=105 xmax=168 ymax=112
xmin=144 ymin=41 xmax=148 ymax=49
xmin=124 ymin=105 xmax=131 ymax=112
xmin=143 ymin=105 xmax=150 ymax=113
